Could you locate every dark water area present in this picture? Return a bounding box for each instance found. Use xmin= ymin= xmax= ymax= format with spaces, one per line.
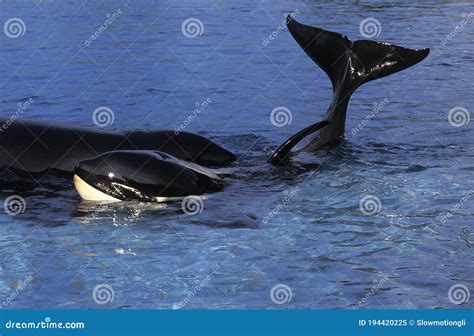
xmin=0 ymin=0 xmax=472 ymax=309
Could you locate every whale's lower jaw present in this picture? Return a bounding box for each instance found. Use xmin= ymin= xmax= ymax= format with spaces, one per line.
xmin=73 ymin=174 xmax=120 ymax=202
xmin=73 ymin=174 xmax=182 ymax=202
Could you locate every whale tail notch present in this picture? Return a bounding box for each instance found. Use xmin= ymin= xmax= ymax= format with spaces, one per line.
xmin=286 ymin=16 xmax=430 ymax=91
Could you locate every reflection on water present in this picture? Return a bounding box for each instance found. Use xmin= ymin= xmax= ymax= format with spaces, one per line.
xmin=72 ymin=201 xmax=169 ymax=225
xmin=0 ymin=0 xmax=473 ymax=309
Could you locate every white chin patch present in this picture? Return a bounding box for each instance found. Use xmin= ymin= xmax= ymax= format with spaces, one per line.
xmin=73 ymin=174 xmax=120 ymax=202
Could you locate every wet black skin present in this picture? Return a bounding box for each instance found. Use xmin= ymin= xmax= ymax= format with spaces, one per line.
xmin=0 ymin=118 xmax=235 ymax=174
xmin=74 ymin=150 xmax=223 ymax=202
xmin=268 ymin=120 xmax=329 ymax=165
xmin=269 ymin=16 xmax=429 ymax=165
xmin=0 ymin=17 xmax=431 ymax=203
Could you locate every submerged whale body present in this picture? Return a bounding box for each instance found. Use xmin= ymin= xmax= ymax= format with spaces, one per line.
xmin=269 ymin=16 xmax=429 ymax=165
xmin=0 ymin=118 xmax=235 ymax=175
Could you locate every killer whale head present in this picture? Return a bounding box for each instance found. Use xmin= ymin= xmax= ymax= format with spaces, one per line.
xmin=73 ymin=150 xmax=223 ymax=202
xmin=269 ymin=16 xmax=429 ymax=165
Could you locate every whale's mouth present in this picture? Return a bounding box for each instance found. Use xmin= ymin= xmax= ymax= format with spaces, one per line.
xmin=73 ymin=174 xmax=121 ymax=202
xmin=72 ymin=150 xmax=224 ymax=202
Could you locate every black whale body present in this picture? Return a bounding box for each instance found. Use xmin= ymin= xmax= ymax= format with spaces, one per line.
xmin=0 ymin=17 xmax=431 ymax=202
xmin=268 ymin=17 xmax=429 ymax=164
xmin=74 ymin=150 xmax=223 ymax=202
xmin=0 ymin=118 xmax=235 ymax=175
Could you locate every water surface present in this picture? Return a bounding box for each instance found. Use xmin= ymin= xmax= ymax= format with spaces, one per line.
xmin=0 ymin=0 xmax=473 ymax=309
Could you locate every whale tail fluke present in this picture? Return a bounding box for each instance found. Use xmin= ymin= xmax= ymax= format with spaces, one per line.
xmin=350 ymin=40 xmax=430 ymax=86
xmin=286 ymin=16 xmax=429 ymax=90
xmin=269 ymin=17 xmax=429 ymax=165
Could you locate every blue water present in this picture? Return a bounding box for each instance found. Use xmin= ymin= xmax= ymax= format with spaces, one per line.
xmin=0 ymin=1 xmax=473 ymax=309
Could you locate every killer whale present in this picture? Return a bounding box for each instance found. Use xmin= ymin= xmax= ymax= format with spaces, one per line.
xmin=71 ymin=18 xmax=430 ymax=202
xmin=0 ymin=17 xmax=430 ymax=202
xmin=0 ymin=118 xmax=235 ymax=176
xmin=74 ymin=150 xmax=223 ymax=202
xmin=269 ymin=16 xmax=429 ymax=165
